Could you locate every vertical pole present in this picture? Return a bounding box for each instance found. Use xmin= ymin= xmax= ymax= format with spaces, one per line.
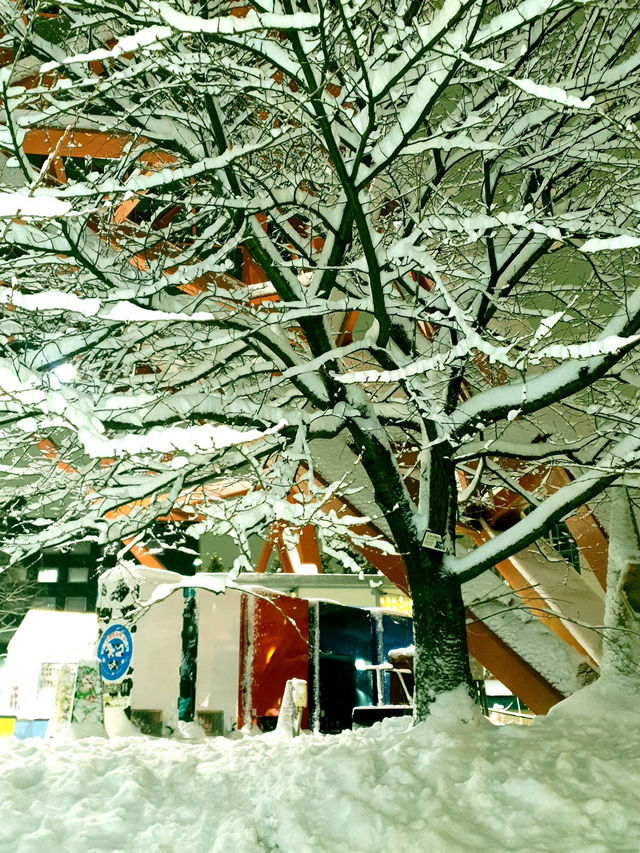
xmin=308 ymin=601 xmax=321 ymax=733
xmin=375 ymin=669 xmax=384 ymax=708
xmin=178 ymin=588 xmax=198 ymax=722
xmin=238 ymin=594 xmax=255 ymax=730
xmin=372 ymin=609 xmax=384 ymax=705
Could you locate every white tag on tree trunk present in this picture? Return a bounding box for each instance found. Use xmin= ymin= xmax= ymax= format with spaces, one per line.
xmin=422 ymin=530 xmax=446 ymax=552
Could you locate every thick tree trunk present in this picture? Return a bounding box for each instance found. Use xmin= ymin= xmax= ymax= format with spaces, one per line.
xmin=408 ymin=560 xmax=474 ymax=722
xmin=347 ymin=419 xmax=474 ymax=721
xmin=602 ymin=487 xmax=640 ymax=685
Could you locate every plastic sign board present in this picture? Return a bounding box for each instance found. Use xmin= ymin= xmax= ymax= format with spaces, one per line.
xmin=71 ymin=659 xmax=105 ymax=726
xmin=421 ymin=530 xmax=446 ymax=552
xmin=97 ymin=624 xmax=133 ymax=681
xmin=47 ymin=663 xmax=77 ymax=738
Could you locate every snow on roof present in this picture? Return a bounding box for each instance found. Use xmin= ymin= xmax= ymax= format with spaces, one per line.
xmin=7 ymin=610 xmax=98 ymax=664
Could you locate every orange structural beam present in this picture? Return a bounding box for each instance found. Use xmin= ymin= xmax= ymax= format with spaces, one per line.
xmin=22 ymin=128 xmax=176 ymax=226
xmin=20 ymin=126 xmax=290 ymax=305
xmin=104 ymin=480 xmax=251 ymax=520
xmin=564 ymin=507 xmax=608 ymax=589
xmin=297 ymin=523 xmax=322 ymax=571
xmin=301 ymin=466 xmax=410 ymax=593
xmin=280 ymin=497 xmax=408 ymax=588
xmin=123 ymin=537 xmax=167 ymax=570
xmin=465 ymin=526 xmax=593 ymax=660
xmin=0 ymin=25 xmax=12 ymax=65
xmin=336 ymin=310 xmax=359 ymax=347
xmin=23 ymin=128 xmax=139 ymax=160
xmin=466 ymin=613 xmax=564 ymax=714
xmin=241 ymin=245 xmax=268 ymax=286
xmin=22 ymin=128 xmax=176 ymax=167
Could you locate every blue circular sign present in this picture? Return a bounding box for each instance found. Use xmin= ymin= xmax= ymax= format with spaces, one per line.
xmin=97 ymin=624 xmax=133 ymax=681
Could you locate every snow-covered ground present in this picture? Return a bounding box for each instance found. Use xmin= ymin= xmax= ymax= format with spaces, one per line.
xmin=1 ymin=681 xmax=638 ymax=853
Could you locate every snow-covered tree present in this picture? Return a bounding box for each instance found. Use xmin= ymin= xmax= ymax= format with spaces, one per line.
xmin=1 ymin=0 xmax=640 ymax=718
xmin=602 ymin=488 xmax=640 ymax=686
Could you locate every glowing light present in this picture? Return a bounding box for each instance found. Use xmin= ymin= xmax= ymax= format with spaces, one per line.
xmin=51 ymin=363 xmax=76 ymax=384
xmin=379 ymin=595 xmax=413 ymax=616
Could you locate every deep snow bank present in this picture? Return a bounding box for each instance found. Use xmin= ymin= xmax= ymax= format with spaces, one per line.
xmin=1 ymin=682 xmax=638 ymax=853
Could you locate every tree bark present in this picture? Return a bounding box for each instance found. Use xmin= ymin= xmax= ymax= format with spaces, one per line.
xmin=602 ymin=487 xmax=640 ymax=686
xmin=349 ymin=421 xmax=474 ymax=720
xmin=407 ymin=556 xmax=474 ymax=721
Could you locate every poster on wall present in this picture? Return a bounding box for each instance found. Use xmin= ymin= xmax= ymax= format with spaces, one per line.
xmin=47 ymin=663 xmax=77 ymax=738
xmin=71 ymin=659 xmax=105 ymax=727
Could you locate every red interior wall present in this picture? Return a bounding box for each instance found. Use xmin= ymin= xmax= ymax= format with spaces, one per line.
xmin=238 ymin=593 xmax=309 ymax=729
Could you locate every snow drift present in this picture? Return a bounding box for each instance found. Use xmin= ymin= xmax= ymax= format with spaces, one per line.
xmin=1 ymin=681 xmax=638 ymax=853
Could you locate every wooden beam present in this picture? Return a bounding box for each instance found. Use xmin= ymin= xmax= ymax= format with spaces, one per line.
xmin=336 ymin=311 xmax=359 ymax=347
xmin=545 ymin=467 xmax=608 ymax=589
xmin=123 ymin=537 xmax=167 ymax=570
xmin=489 ymin=466 xmax=608 ymax=589
xmin=297 ymin=524 xmax=322 ymax=571
xmin=22 ymin=128 xmax=176 ymax=166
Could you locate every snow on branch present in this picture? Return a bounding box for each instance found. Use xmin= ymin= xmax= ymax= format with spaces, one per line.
xmin=150 ymin=2 xmax=320 ymax=35
xmin=452 ymin=283 xmax=640 ymax=436
xmin=49 ymin=136 xmax=304 ymax=200
xmin=333 ymin=327 xmax=638 ymax=389
xmin=505 ymin=76 xmax=595 ymax=110
xmin=474 ymin=0 xmax=570 ymax=45
xmin=453 ymin=436 xmax=604 ymax=464
xmin=448 ymin=431 xmax=640 ymax=582
xmin=0 ymin=191 xmax=74 ymax=219
xmin=0 ymin=288 xmax=226 ymax=324
xmin=580 ymin=235 xmax=640 ymax=253
xmin=78 ymin=419 xmax=289 ymax=460
xmin=40 ymin=27 xmax=173 ymax=71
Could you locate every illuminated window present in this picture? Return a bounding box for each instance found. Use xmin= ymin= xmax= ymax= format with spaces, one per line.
xmin=65 ymin=596 xmax=87 ymax=612
xmin=35 ymin=596 xmax=56 ymax=610
xmin=67 ymin=567 xmax=89 ymax=583
xmin=378 ymin=595 xmax=413 ymax=616
xmin=38 ymin=568 xmax=58 ymax=583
